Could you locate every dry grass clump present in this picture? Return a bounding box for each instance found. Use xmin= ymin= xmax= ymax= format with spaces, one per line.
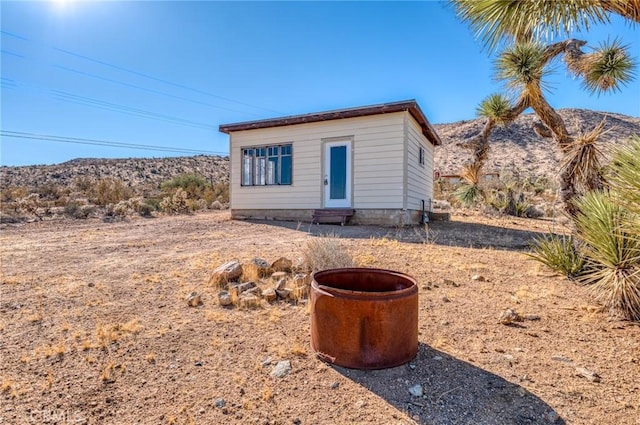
xmin=301 ymin=235 xmax=355 ymax=272
xmin=95 ymin=319 xmax=143 ymax=348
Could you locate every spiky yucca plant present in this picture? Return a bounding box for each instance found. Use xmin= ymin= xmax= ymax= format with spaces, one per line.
xmin=496 ymin=42 xmax=547 ymax=90
xmin=461 ymin=161 xmax=482 ymax=185
xmin=453 ymin=0 xmax=639 ymax=52
xmin=574 ymin=191 xmax=640 ymax=320
xmin=609 ymin=135 xmax=640 ymax=213
xmin=476 ymin=93 xmax=513 ymax=125
xmin=456 ymin=162 xmax=484 ymax=206
xmin=455 ymin=183 xmax=482 ymax=206
xmin=528 ymin=234 xmax=585 ymax=278
xmin=582 ymin=39 xmax=635 ymax=94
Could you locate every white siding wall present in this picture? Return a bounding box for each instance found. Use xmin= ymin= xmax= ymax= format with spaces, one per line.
xmin=406 ymin=115 xmax=434 ymax=211
xmin=229 ymin=113 xmax=406 ymax=210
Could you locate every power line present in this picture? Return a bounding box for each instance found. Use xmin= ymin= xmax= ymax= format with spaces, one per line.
xmin=1 ymin=130 xmax=229 ymax=156
xmin=51 ymin=89 xmax=217 ymax=131
xmin=0 ymin=49 xmax=24 ymax=58
xmin=2 ymin=28 xmax=283 ymax=116
xmin=2 ymin=75 xmax=219 ymax=131
xmin=51 ymin=64 xmax=262 ymax=117
xmin=0 ymin=30 xmax=28 ymax=41
xmin=53 ymin=47 xmax=284 ymax=115
xmin=2 ymin=48 xmax=262 ymax=117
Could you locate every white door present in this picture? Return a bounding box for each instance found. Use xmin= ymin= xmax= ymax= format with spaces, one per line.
xmin=323 ymin=140 xmax=351 ymax=208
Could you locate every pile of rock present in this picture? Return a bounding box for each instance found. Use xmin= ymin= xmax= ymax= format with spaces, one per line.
xmin=209 ymin=257 xmax=312 ymax=309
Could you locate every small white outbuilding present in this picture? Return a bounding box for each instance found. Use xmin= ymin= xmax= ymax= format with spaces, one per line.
xmin=219 ymin=100 xmax=442 ymax=226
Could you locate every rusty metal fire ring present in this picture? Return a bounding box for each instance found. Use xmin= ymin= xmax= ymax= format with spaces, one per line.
xmin=311 ymin=268 xmax=419 ymax=370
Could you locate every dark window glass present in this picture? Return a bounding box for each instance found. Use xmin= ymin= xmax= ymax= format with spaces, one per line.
xmin=241 ymin=143 xmax=292 ymax=186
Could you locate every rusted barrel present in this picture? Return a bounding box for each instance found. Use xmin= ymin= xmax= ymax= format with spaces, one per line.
xmin=311 ymin=268 xmax=418 ymax=369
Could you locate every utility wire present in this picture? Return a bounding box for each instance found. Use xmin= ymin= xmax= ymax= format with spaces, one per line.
xmin=2 ymin=76 xmax=218 ymax=132
xmin=51 ymin=89 xmax=217 ymax=131
xmin=0 ymin=30 xmax=28 ymax=41
xmin=0 ymin=49 xmax=24 ymax=58
xmin=1 ymin=28 xmax=283 ymax=115
xmin=53 ymin=47 xmax=284 ymax=115
xmin=1 ymin=131 xmax=229 ymax=156
xmin=2 ymin=49 xmax=262 ymax=117
xmin=51 ymin=64 xmax=262 ymax=117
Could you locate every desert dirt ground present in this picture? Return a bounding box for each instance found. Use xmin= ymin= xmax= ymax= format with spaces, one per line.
xmin=1 ymin=210 xmax=639 ymax=425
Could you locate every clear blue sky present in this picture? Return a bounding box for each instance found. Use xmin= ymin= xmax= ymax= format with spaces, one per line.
xmin=1 ymin=1 xmax=639 ymax=166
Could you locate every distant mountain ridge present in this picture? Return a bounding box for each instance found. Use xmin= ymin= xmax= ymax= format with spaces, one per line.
xmin=1 ymin=109 xmax=638 ymax=190
xmin=434 ymin=108 xmax=640 ymax=180
xmin=1 ymin=155 xmax=229 ymax=189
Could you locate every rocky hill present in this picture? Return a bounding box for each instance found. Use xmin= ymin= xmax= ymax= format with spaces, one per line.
xmin=1 ymin=109 xmax=638 ymax=191
xmin=1 ymin=155 xmax=229 ymax=189
xmin=434 ymin=108 xmax=640 ymax=180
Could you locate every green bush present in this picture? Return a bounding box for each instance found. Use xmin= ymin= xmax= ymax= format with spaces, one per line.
xmin=160 ymin=174 xmax=209 ymax=198
xmin=528 ymin=234 xmax=585 ymax=278
xmin=160 ymin=174 xmax=229 ymax=207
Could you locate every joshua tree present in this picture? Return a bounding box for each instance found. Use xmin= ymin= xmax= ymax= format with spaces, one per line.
xmin=452 ymin=0 xmax=636 ymax=215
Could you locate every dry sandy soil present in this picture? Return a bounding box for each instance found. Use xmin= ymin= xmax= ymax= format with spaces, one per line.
xmin=1 ymin=211 xmax=639 ymax=425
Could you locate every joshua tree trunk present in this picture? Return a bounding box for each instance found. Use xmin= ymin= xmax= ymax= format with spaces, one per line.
xmin=465 ymin=95 xmax=529 ymax=180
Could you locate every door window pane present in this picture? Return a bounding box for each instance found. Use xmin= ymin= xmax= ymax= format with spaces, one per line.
xmin=329 ymin=145 xmax=346 ymax=200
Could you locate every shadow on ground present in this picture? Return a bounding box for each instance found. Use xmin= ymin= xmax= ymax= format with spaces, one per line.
xmin=247 ymin=219 xmax=552 ymax=251
xmin=332 ymin=343 xmax=564 ymax=425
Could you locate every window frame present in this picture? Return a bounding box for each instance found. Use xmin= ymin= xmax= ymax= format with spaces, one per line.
xmin=418 ymin=145 xmax=425 ymax=167
xmin=241 ymin=143 xmax=293 ymax=187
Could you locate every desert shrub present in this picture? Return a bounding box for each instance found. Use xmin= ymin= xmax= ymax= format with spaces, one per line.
xmin=90 ymin=178 xmax=132 ymax=206
xmin=159 ymin=188 xmax=189 ymax=215
xmin=301 ymin=235 xmax=355 ymax=272
xmin=128 ymin=197 xmax=154 ymax=217
xmin=434 ymin=178 xmax=454 ymax=200
xmin=112 ymin=200 xmax=132 ymax=218
xmin=190 ymin=199 xmax=208 ymax=211
xmin=16 ymin=193 xmax=44 ymax=220
xmin=528 ymin=234 xmax=584 ymax=278
xmin=0 ymin=186 xmax=28 ymax=204
xmin=36 ymin=183 xmax=67 ymax=202
xmin=487 ymin=190 xmax=508 ymax=211
xmin=487 ymin=187 xmax=537 ymax=217
xmin=512 ymin=199 xmax=531 ymax=218
xmin=64 ymin=201 xmax=94 ymax=219
xmin=532 ymin=176 xmax=553 ymax=195
xmin=574 ymin=191 xmax=640 ymax=321
xmin=204 ymin=182 xmax=230 ymax=204
xmin=161 ymin=174 xmax=208 ymax=199
xmin=160 ymin=174 xmax=229 ymax=206
xmin=210 ymin=200 xmax=224 ymax=210
xmin=73 ymin=176 xmax=94 ymax=193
